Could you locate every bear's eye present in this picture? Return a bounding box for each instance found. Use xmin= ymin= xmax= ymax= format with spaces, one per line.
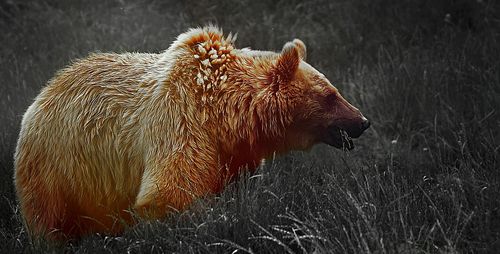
xmin=325 ymin=93 xmax=337 ymax=104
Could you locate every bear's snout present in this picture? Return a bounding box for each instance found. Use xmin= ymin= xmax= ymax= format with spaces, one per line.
xmin=324 ymin=116 xmax=369 ymax=150
xmin=361 ymin=118 xmax=371 ymax=131
xmin=345 ymin=117 xmax=370 ymax=139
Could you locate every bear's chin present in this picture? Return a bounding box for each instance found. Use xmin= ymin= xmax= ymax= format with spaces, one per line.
xmin=324 ymin=126 xmax=355 ymax=150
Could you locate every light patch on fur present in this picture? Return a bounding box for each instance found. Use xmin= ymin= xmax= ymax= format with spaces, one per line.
xmin=135 ymin=169 xmax=156 ymax=208
xmin=189 ymin=29 xmax=236 ymax=105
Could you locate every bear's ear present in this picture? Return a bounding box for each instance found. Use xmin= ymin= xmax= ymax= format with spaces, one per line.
xmin=272 ymin=41 xmax=301 ymax=85
xmin=293 ymin=39 xmax=306 ymax=61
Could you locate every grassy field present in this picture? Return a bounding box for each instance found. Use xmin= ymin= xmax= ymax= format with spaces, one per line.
xmin=0 ymin=0 xmax=499 ymax=252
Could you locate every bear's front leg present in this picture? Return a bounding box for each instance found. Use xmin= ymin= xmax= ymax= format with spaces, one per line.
xmin=133 ymin=155 xmax=220 ymax=219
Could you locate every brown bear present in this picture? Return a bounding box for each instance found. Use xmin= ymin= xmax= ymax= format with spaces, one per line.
xmin=14 ymin=26 xmax=370 ymax=241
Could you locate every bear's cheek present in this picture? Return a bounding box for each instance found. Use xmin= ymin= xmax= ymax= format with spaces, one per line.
xmin=296 ymin=101 xmax=329 ymax=128
xmin=312 ymin=98 xmax=338 ymax=127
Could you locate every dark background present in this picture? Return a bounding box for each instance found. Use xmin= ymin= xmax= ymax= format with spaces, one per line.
xmin=0 ymin=0 xmax=499 ymax=252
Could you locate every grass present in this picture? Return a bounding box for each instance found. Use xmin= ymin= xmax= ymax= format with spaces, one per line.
xmin=0 ymin=0 xmax=499 ymax=252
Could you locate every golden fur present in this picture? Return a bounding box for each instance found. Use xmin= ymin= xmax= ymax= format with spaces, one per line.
xmin=14 ymin=26 xmax=367 ymax=241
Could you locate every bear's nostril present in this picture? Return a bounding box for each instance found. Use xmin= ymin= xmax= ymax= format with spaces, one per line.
xmin=361 ymin=119 xmax=370 ymax=130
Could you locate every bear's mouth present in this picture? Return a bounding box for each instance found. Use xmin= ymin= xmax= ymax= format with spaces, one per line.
xmin=324 ymin=126 xmax=354 ymax=150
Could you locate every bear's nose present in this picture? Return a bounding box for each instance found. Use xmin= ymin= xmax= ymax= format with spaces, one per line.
xmin=361 ymin=118 xmax=370 ymax=131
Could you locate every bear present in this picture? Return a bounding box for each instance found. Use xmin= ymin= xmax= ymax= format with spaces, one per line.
xmin=14 ymin=26 xmax=370 ymax=241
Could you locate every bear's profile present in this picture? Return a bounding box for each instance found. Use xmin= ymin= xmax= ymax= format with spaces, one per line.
xmin=14 ymin=26 xmax=370 ymax=241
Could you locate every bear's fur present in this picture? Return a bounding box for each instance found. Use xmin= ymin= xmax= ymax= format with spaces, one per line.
xmin=14 ymin=26 xmax=369 ymax=241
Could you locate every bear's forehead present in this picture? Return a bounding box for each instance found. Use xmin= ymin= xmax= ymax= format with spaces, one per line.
xmin=299 ymin=62 xmax=327 ymax=82
xmin=297 ymin=63 xmax=339 ymax=93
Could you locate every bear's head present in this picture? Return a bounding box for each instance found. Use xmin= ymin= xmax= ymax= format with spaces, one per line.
xmin=268 ymin=39 xmax=370 ymax=150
